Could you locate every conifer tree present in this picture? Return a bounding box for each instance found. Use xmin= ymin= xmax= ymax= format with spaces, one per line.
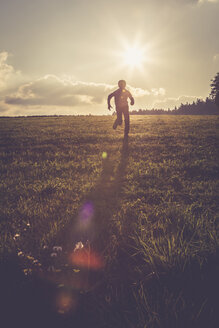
xmin=210 ymin=72 xmax=219 ymax=107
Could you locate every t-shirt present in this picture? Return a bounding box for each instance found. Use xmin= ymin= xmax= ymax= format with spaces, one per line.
xmin=108 ymin=88 xmax=134 ymax=108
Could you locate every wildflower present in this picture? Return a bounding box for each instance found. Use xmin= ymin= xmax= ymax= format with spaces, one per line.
xmin=26 ymin=255 xmax=35 ymax=261
xmin=51 ymin=252 xmax=57 ymax=257
xmin=53 ymin=246 xmax=62 ymax=253
xmin=23 ymin=268 xmax=32 ymax=275
xmin=74 ymin=241 xmax=84 ymax=252
xmin=32 ymin=259 xmax=39 ymax=264
xmin=13 ymin=233 xmax=20 ymax=240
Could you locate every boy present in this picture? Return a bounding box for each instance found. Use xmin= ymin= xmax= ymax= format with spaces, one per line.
xmin=108 ymin=80 xmax=134 ymax=136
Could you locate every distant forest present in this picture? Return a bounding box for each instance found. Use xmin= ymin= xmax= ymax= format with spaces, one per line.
xmin=130 ymin=97 xmax=219 ymax=115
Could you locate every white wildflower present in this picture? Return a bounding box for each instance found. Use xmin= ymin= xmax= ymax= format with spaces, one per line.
xmin=51 ymin=252 xmax=57 ymax=257
xmin=74 ymin=241 xmax=84 ymax=252
xmin=13 ymin=233 xmax=20 ymax=240
xmin=53 ymin=246 xmax=62 ymax=252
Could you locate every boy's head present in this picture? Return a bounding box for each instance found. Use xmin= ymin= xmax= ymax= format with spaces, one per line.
xmin=118 ymin=80 xmax=126 ymax=90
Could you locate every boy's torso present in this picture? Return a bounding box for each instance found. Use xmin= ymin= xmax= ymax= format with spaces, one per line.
xmin=113 ymin=89 xmax=131 ymax=108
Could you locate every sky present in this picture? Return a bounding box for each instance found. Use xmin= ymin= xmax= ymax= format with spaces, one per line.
xmin=0 ymin=0 xmax=218 ymax=116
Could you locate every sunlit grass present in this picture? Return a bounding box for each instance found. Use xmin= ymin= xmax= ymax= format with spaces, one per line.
xmin=0 ymin=115 xmax=218 ymax=327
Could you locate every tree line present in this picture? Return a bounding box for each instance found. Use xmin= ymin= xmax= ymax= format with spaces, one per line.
xmin=130 ymin=73 xmax=219 ymax=115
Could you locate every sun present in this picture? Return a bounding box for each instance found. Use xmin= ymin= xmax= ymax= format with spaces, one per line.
xmin=122 ymin=45 xmax=147 ymax=69
xmin=112 ymin=37 xmax=153 ymax=75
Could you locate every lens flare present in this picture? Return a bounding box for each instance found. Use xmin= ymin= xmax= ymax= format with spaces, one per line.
xmin=56 ymin=289 xmax=77 ymax=314
xmin=102 ymin=151 xmax=107 ymax=159
xmin=70 ymin=248 xmax=104 ymax=271
xmin=78 ymin=201 xmax=94 ymax=225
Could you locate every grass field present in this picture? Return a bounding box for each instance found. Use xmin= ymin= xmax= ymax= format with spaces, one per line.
xmin=0 ymin=115 xmax=219 ymax=328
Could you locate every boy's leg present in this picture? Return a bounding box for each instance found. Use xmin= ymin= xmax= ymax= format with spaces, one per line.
xmin=123 ymin=106 xmax=130 ymax=135
xmin=113 ymin=108 xmax=122 ymax=129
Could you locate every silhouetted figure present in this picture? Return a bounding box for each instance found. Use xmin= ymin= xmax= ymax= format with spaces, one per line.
xmin=108 ymin=80 xmax=134 ymax=136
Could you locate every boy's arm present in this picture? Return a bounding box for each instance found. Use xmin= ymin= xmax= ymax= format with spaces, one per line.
xmin=107 ymin=92 xmax=114 ymax=110
xmin=128 ymin=92 xmax=134 ymax=106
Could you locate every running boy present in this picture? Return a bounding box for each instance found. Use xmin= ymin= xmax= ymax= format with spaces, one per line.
xmin=108 ymin=80 xmax=134 ymax=136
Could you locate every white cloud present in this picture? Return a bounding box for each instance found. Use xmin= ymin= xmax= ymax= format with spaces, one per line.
xmin=0 ymin=51 xmax=166 ymax=115
xmin=128 ymin=86 xmax=165 ymax=97
xmin=5 ymin=75 xmax=112 ymax=107
xmin=198 ymin=0 xmax=218 ymax=3
xmin=153 ymin=95 xmax=202 ymax=109
xmin=198 ymin=0 xmax=219 ymax=5
xmin=0 ymin=52 xmax=15 ymax=89
xmin=0 ymin=51 xmax=21 ymax=93
xmin=4 ymin=74 xmax=164 ymax=109
xmin=148 ymin=0 xmax=218 ymax=6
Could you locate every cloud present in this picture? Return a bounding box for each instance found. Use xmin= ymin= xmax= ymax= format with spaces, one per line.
xmin=153 ymin=95 xmax=202 ymax=109
xmin=198 ymin=0 xmax=218 ymax=3
xmin=5 ymin=74 xmax=164 ymax=109
xmin=147 ymin=0 xmax=218 ymax=5
xmin=0 ymin=51 xmax=165 ymax=115
xmin=177 ymin=0 xmax=219 ymax=3
xmin=162 ymin=0 xmax=219 ymax=5
xmin=128 ymin=86 xmax=165 ymax=97
xmin=0 ymin=100 xmax=10 ymax=114
xmin=5 ymin=75 xmax=110 ymax=107
xmin=0 ymin=51 xmax=21 ymax=94
xmin=0 ymin=52 xmax=16 ymax=89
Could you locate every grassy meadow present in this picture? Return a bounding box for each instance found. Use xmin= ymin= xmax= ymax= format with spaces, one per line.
xmin=0 ymin=115 xmax=219 ymax=328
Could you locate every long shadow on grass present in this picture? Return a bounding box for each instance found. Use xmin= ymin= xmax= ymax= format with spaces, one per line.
xmin=62 ymin=135 xmax=129 ymax=248
xmin=0 ymin=137 xmax=130 ymax=328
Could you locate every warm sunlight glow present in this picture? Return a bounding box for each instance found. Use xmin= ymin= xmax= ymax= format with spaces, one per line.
xmin=122 ymin=46 xmax=146 ymax=69
xmin=115 ymin=38 xmax=153 ymax=75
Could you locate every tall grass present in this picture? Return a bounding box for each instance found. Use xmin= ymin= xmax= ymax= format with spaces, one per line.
xmin=0 ymin=115 xmax=218 ymax=327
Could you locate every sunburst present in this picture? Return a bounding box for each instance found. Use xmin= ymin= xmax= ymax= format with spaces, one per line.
xmin=122 ymin=45 xmax=146 ymax=69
